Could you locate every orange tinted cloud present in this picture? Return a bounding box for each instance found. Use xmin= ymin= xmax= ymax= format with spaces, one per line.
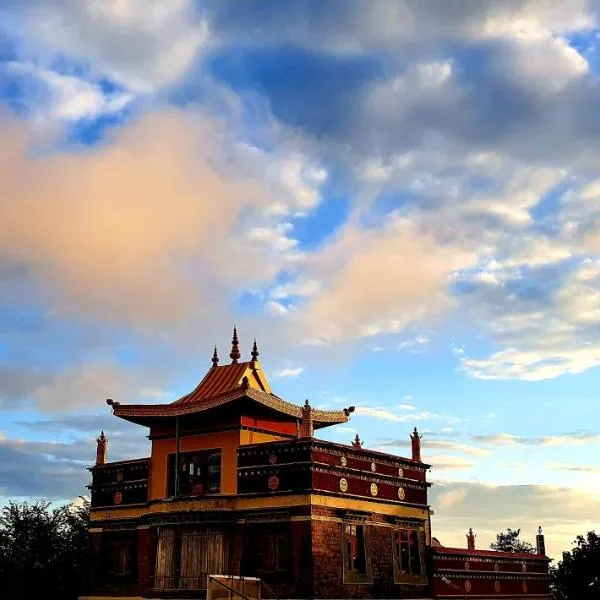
xmin=0 ymin=109 xmax=272 ymax=329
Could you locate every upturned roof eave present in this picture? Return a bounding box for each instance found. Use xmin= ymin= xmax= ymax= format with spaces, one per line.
xmin=108 ymin=388 xmax=349 ymax=429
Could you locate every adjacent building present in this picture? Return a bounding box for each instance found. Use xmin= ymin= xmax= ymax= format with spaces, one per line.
xmin=84 ymin=329 xmax=551 ymax=599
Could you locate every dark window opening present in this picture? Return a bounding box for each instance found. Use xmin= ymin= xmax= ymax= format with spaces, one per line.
xmin=101 ymin=539 xmax=136 ymax=580
xmin=343 ymin=523 xmax=372 ymax=584
xmin=345 ymin=524 xmax=367 ymax=574
xmin=393 ymin=528 xmax=424 ymax=582
xmin=259 ymin=534 xmax=289 ymax=573
xmin=241 ymin=523 xmax=291 ymax=584
xmin=167 ymin=449 xmax=221 ymax=497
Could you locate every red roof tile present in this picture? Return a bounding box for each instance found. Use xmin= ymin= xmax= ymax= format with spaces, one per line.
xmin=174 ymin=363 xmax=250 ymax=404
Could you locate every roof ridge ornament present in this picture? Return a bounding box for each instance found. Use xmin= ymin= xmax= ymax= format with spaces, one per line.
xmin=251 ymin=338 xmax=259 ymax=363
xmin=212 ymin=345 xmax=219 ymax=368
xmin=230 ymin=325 xmax=241 ymax=364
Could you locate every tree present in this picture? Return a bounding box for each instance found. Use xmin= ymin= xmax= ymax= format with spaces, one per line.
xmin=0 ymin=499 xmax=91 ymax=600
xmin=490 ymin=528 xmax=535 ymax=553
xmin=552 ymin=531 xmax=600 ymax=600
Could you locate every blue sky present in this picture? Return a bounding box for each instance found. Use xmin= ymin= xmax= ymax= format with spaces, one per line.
xmin=1 ymin=0 xmax=600 ymax=558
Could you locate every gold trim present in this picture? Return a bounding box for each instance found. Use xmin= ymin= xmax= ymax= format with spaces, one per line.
xmin=91 ymin=493 xmax=430 ymax=522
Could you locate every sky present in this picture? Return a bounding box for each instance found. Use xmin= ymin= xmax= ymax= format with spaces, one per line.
xmin=0 ymin=0 xmax=599 ymax=561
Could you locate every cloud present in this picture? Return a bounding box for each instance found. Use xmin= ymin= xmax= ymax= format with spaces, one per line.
xmin=430 ymin=481 xmax=600 ymax=560
xmin=472 ymin=432 xmax=600 ymax=446
xmin=355 ymin=407 xmax=409 ymax=422
xmin=397 ymin=334 xmax=430 ymax=351
xmin=0 ymin=109 xmax=281 ymax=331
xmin=0 ymin=360 xmax=173 ymax=411
xmin=274 ymin=366 xmax=304 ymax=378
xmin=545 ymin=462 xmax=600 ymax=474
xmin=0 ymin=426 xmax=149 ymax=499
xmin=4 ymin=61 xmax=134 ymax=122
xmin=423 ymin=440 xmax=490 ymax=457
xmin=294 ymin=216 xmax=474 ymax=344
xmin=425 ymin=455 xmax=476 ymax=471
xmin=205 ymin=1 xmax=593 ymax=53
xmin=2 ymin=0 xmax=208 ymax=93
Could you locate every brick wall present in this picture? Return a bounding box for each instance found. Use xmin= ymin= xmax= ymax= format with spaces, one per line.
xmin=310 ymin=514 xmax=430 ymax=599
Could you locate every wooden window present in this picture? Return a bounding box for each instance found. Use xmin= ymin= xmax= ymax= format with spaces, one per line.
xmin=343 ymin=523 xmax=373 ymax=584
xmin=260 ymin=533 xmax=288 ymax=573
xmin=167 ymin=449 xmax=221 ymax=497
xmin=241 ymin=523 xmax=291 ymax=584
xmin=102 ymin=539 xmax=136 ymax=579
xmin=393 ymin=528 xmax=425 ymax=584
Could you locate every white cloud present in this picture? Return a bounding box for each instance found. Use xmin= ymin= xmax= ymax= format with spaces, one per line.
xmin=473 ymin=432 xmax=600 ymax=446
xmin=274 ymin=366 xmax=304 ymax=378
xmin=426 ymin=455 xmax=476 ymax=471
xmin=5 ymin=61 xmax=134 ymax=122
xmin=247 ymin=222 xmax=298 ymax=253
xmin=425 ymin=439 xmax=490 ymax=457
xmin=354 ymin=406 xmax=408 ymax=422
xmin=430 ymin=481 xmax=600 ymax=560
xmin=397 ymin=334 xmax=430 ymax=351
xmin=7 ymin=0 xmax=208 ymax=93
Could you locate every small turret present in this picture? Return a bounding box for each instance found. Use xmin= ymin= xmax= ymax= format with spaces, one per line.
xmin=300 ymin=399 xmax=314 ymax=438
xmin=467 ymin=527 xmax=476 ymax=550
xmin=96 ymin=430 xmax=108 ymax=465
xmin=536 ymin=526 xmax=546 ymax=555
xmin=352 ymin=434 xmax=363 ymax=449
xmin=411 ymin=427 xmax=422 ymax=462
xmin=211 ymin=346 xmax=219 ymax=368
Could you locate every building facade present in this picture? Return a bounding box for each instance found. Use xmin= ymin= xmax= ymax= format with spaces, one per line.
xmin=84 ymin=329 xmax=550 ymax=600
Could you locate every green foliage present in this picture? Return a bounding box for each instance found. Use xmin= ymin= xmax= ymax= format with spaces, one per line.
xmin=490 ymin=528 xmax=535 ymax=553
xmin=552 ymin=531 xmax=600 ymax=600
xmin=0 ymin=499 xmax=90 ymax=600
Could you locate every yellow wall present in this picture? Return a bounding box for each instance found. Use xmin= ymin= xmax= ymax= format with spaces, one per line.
xmin=149 ymin=428 xmax=286 ymax=500
xmin=239 ymin=429 xmax=285 ymax=445
xmin=150 ymin=430 xmax=239 ymax=499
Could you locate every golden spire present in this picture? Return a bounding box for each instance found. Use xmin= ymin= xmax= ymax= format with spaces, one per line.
xmin=211 ymin=345 xmax=219 ymax=367
xmin=251 ymin=338 xmax=259 ymax=362
xmin=230 ymin=325 xmax=241 ymax=364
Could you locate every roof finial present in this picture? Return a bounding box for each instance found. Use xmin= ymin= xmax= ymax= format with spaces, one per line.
xmin=230 ymin=325 xmax=241 ymax=364
xmin=352 ymin=434 xmax=363 ymax=449
xmin=212 ymin=345 xmax=219 ymax=367
xmin=251 ymin=338 xmax=259 ymax=362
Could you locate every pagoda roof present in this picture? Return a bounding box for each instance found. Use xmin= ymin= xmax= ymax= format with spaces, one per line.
xmin=109 ymin=385 xmax=351 ymax=428
xmin=107 ymin=334 xmax=353 ymax=429
xmin=174 ymin=361 xmax=270 ymax=403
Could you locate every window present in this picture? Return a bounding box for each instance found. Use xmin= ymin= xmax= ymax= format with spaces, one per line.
xmin=102 ymin=539 xmax=136 ymax=579
xmin=167 ymin=449 xmax=221 ymax=497
xmin=114 ymin=542 xmax=133 ymax=575
xmin=393 ymin=528 xmax=425 ymax=583
xmin=241 ymin=523 xmax=291 ymax=584
xmin=343 ymin=524 xmax=372 ymax=584
xmin=260 ymin=534 xmax=288 ymax=573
